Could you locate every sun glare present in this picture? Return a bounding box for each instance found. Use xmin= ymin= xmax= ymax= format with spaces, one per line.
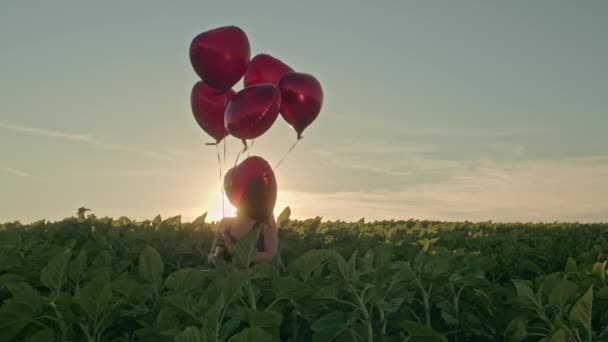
xmin=203 ymin=181 xmax=290 ymax=222
xmin=204 ymin=184 xmax=236 ymax=222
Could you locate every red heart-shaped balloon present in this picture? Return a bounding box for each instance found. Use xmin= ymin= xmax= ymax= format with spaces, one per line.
xmin=244 ymin=54 xmax=293 ymax=87
xmin=190 ymin=81 xmax=234 ymax=143
xmin=189 ymin=26 xmax=250 ymax=93
xmin=224 ymin=84 xmax=281 ymax=141
xmin=278 ymin=72 xmax=323 ymax=139
xmin=224 ymin=156 xmax=277 ymax=220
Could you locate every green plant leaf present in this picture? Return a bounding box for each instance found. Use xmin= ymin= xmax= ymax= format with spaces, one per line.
xmin=548 ymin=279 xmax=578 ymax=308
xmin=271 ymin=276 xmax=309 ymax=299
xmin=591 ymin=261 xmax=607 ymax=281
xmin=232 ymin=228 xmax=260 ymax=268
xmin=545 ymin=328 xmax=567 ymax=342
xmin=565 ymin=257 xmax=578 ymax=275
xmin=248 ymin=310 xmax=282 ymax=328
xmin=229 ymin=327 xmax=272 ymax=342
xmin=5 ymin=282 xmax=43 ymax=315
xmin=164 ymin=268 xmax=206 ymax=294
xmin=74 ymin=274 xmax=113 ymax=321
xmin=139 ymin=245 xmax=164 ymax=287
xmin=175 ymin=326 xmax=204 ymax=342
xmin=504 ymin=317 xmax=527 ymax=342
xmin=26 ymin=328 xmax=55 ymax=342
xmin=276 ymin=206 xmax=291 ymax=227
xmin=40 ymin=249 xmax=71 ymax=292
xmin=288 ymin=249 xmax=330 ymax=282
xmin=0 ymin=300 xmax=36 ymax=341
xmin=112 ymin=273 xmax=139 ymax=297
xmin=400 ymin=320 xmax=447 ymax=342
xmin=569 ymin=285 xmax=593 ymax=335
xmin=311 ymin=311 xmax=348 ymax=342
xmin=69 ymin=249 xmax=87 ymax=282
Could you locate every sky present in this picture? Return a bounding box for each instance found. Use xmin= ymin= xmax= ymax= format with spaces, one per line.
xmin=1 ymin=1 xmax=607 ymax=223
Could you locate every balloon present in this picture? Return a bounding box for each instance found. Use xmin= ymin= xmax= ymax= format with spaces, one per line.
xmin=190 ymin=81 xmax=234 ymax=143
xmin=224 ymin=156 xmax=277 ymax=220
xmin=278 ymin=72 xmax=323 ymax=139
xmin=189 ymin=26 xmax=250 ymax=93
xmin=225 ymin=84 xmax=281 ymax=141
xmin=244 ymin=54 xmax=293 ymax=87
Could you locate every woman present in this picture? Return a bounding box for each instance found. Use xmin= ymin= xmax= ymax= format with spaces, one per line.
xmin=208 ymin=213 xmax=278 ymax=264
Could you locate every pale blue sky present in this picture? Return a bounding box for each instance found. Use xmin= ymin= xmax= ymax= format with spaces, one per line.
xmin=1 ymin=1 xmax=607 ymax=223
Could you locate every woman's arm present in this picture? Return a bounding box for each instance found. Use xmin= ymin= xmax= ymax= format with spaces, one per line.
xmin=254 ymin=216 xmax=278 ymax=263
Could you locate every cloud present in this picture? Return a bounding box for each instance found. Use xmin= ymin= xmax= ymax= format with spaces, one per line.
xmin=0 ymin=121 xmax=177 ymax=161
xmin=279 ymin=155 xmax=608 ymax=223
xmin=0 ymin=167 xmax=32 ymax=177
xmin=309 ymin=140 xmax=436 ymax=157
xmin=0 ymin=122 xmax=92 ymax=141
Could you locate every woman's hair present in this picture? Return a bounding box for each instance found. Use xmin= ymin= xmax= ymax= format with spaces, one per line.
xmin=237 ymin=175 xmax=275 ymax=221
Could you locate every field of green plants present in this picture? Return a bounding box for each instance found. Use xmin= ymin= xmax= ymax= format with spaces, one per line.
xmin=1 ymin=208 xmax=607 ymax=342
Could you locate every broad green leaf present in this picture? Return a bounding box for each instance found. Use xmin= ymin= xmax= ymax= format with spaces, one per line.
xmin=548 ymin=279 xmax=578 ymax=308
xmin=569 ymin=285 xmax=593 ymax=335
xmin=232 ymin=228 xmax=260 ymax=268
xmin=156 ymin=306 xmax=181 ymax=332
xmin=512 ymin=279 xmax=539 ymax=309
xmin=331 ymin=252 xmax=349 ymax=280
xmin=6 ymin=282 xmax=42 ymax=314
xmin=220 ymin=318 xmax=242 ymax=340
xmin=152 ymin=214 xmax=162 ymax=226
xmin=591 ymin=261 xmax=607 ymax=281
xmin=565 ymin=257 xmax=578 ymax=275
xmin=371 ymin=245 xmax=392 ymax=269
xmin=229 ymin=327 xmax=272 ymax=342
xmin=74 ymin=274 xmax=113 ymax=321
xmin=391 ymin=262 xmax=416 ymax=284
xmin=221 ymin=270 xmax=250 ymax=304
xmin=40 ymin=249 xmax=71 ymax=292
xmin=276 ymin=206 xmax=291 ymax=227
xmin=597 ymin=287 xmax=608 ymax=299
xmin=311 ymin=311 xmax=348 ymax=342
xmin=69 ymin=249 xmax=87 ymax=282
xmin=545 ymin=329 xmax=567 ymax=342
xmin=26 ymin=328 xmax=55 ymax=342
xmin=0 ymin=273 xmax=25 ymax=289
xmin=164 ymin=268 xmax=206 ymax=294
xmin=347 ymin=249 xmax=358 ymax=278
xmin=437 ymin=302 xmax=458 ymax=325
xmin=175 ymin=326 xmax=204 ymax=342
xmin=192 ymin=212 xmax=207 ymax=226
xmin=0 ymin=300 xmax=35 ymax=341
xmin=204 ymin=293 xmax=225 ymax=336
xmin=400 ymin=320 xmax=447 ymax=342
xmin=271 ymin=276 xmax=308 ymax=298
xmin=362 ymin=249 xmax=374 ymax=273
xmin=288 ymin=249 xmax=330 ymax=282
xmin=112 ymin=274 xmax=139 ymax=297
xmin=139 ymin=245 xmax=164 ymax=286
xmin=378 ymin=294 xmax=412 ymax=314
xmin=248 ymin=310 xmax=282 ymax=328
xmin=504 ymin=317 xmax=527 ymax=342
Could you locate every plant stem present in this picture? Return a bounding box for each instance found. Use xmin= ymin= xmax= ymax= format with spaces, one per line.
xmin=247 ymin=281 xmax=257 ymax=310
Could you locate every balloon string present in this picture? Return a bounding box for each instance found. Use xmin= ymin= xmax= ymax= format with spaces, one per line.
xmin=274 ymin=138 xmax=300 ymax=170
xmin=223 ymin=137 xmax=227 ymax=165
xmin=247 ymin=139 xmax=255 ymax=157
xmin=216 ymin=144 xmax=225 ymax=219
xmin=234 ymin=142 xmax=248 ymax=168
